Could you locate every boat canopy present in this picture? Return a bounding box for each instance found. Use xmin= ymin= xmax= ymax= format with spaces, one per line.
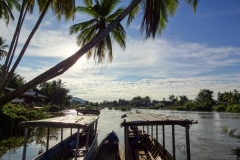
xmin=121 ymin=113 xmax=198 ymax=127
xmin=20 ymin=115 xmax=99 ymax=128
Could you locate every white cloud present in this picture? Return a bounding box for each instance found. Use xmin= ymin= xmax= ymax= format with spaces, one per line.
xmin=1 ymin=11 xmax=240 ymax=103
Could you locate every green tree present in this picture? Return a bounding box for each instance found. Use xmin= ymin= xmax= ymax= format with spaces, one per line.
xmin=195 ymin=89 xmax=215 ymax=111
xmin=0 ymin=64 xmax=26 ymax=88
xmin=0 ymin=37 xmax=8 ymax=60
xmin=70 ymin=0 xmax=126 ymax=63
xmin=178 ymin=95 xmax=188 ymax=106
xmin=0 ymin=0 xmax=198 ymax=106
xmin=0 ymin=0 xmax=21 ymax=25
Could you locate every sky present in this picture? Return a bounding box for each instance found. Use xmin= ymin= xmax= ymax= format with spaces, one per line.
xmin=0 ymin=0 xmax=240 ymax=102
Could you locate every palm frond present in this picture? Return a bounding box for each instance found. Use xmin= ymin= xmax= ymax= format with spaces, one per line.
xmin=111 ymin=24 xmax=126 ymax=50
xmin=69 ymin=19 xmax=97 ymax=34
xmin=185 ymin=0 xmax=198 ymax=12
xmin=105 ymin=34 xmax=113 ymax=62
xmin=126 ymin=0 xmax=139 ymax=27
xmin=100 ymin=0 xmax=121 ymax=17
xmin=106 ymin=7 xmax=124 ymax=21
xmin=75 ymin=6 xmax=97 ymax=18
xmin=50 ymin=0 xmax=75 ymax=21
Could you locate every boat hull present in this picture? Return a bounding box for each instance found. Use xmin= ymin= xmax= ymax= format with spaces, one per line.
xmin=92 ymin=131 xmax=121 ymax=160
xmin=128 ymin=132 xmax=173 ymax=160
xmin=34 ymin=131 xmax=98 ymax=160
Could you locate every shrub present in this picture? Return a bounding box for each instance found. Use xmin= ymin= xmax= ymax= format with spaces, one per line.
xmin=213 ymin=104 xmax=227 ymax=112
xmin=226 ymin=104 xmax=240 ymax=113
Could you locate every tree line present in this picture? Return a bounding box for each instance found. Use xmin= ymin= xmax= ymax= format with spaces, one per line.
xmin=77 ymin=89 xmax=240 ymax=112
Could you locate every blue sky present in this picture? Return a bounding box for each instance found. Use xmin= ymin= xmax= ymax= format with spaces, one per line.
xmin=0 ymin=0 xmax=240 ymax=102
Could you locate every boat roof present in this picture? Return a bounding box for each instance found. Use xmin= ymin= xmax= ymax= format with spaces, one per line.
xmin=20 ymin=115 xmax=99 ymax=128
xmin=121 ymin=113 xmax=198 ymax=127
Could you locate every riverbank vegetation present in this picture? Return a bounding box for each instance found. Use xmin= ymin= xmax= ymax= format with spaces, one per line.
xmin=81 ymin=89 xmax=240 ymax=113
xmin=221 ymin=126 xmax=240 ymax=158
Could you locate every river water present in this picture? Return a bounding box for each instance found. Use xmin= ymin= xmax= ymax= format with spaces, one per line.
xmin=1 ymin=108 xmax=240 ymax=160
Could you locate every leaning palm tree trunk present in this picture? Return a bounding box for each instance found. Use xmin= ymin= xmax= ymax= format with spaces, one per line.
xmin=0 ymin=0 xmax=52 ymax=96
xmin=0 ymin=0 xmax=141 ymax=106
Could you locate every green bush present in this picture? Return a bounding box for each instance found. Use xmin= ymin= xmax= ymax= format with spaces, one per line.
xmin=0 ymin=104 xmax=48 ymax=138
xmin=213 ymin=104 xmax=227 ymax=112
xmin=226 ymin=104 xmax=240 ymax=113
xmin=183 ymin=101 xmax=197 ymax=110
xmin=118 ymin=106 xmax=132 ymax=111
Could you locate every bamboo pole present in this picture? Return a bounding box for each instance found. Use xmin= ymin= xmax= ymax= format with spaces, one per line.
xmin=172 ymin=125 xmax=176 ymax=160
xmin=22 ymin=127 xmax=28 ymax=160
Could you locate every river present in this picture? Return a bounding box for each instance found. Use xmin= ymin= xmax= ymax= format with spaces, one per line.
xmin=1 ymin=108 xmax=240 ymax=160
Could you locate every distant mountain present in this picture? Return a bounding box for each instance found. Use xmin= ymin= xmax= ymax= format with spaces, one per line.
xmin=71 ymin=97 xmax=85 ymax=104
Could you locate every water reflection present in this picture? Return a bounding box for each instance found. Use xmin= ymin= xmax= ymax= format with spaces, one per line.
xmin=1 ymin=109 xmax=240 ymax=160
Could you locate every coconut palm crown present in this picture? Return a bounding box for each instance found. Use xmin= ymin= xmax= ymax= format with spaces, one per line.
xmin=0 ymin=36 xmax=8 ymax=60
xmin=127 ymin=0 xmax=198 ymax=39
xmin=0 ymin=0 xmax=21 ymax=25
xmin=69 ymin=0 xmax=126 ymax=63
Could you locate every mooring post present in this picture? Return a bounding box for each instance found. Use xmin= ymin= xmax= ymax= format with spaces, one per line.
xmin=151 ymin=125 xmax=153 ymax=138
xmin=95 ymin=119 xmax=98 ymax=136
xmin=70 ymin=128 xmax=72 ymax=140
xmin=22 ymin=127 xmax=28 ymax=160
xmin=61 ymin=128 xmax=63 ymax=142
xmin=46 ymin=127 xmax=50 ymax=159
xmin=163 ymin=125 xmax=165 ymax=150
xmin=86 ymin=126 xmax=90 ymax=150
xmin=75 ymin=128 xmax=80 ymax=160
xmin=186 ymin=125 xmax=191 ymax=160
xmin=156 ymin=125 xmax=158 ymax=141
xmin=172 ymin=125 xmax=176 ymax=160
xmin=124 ymin=125 xmax=129 ymax=160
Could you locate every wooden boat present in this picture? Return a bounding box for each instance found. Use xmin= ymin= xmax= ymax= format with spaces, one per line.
xmin=91 ymin=130 xmax=121 ymax=160
xmin=121 ymin=113 xmax=198 ymax=160
xmin=20 ymin=109 xmax=100 ymax=160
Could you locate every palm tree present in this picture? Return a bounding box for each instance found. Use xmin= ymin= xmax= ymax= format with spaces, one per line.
xmin=0 ymin=0 xmax=21 ymax=25
xmin=0 ymin=36 xmax=8 ymax=60
xmin=70 ymin=0 xmax=126 ymax=63
xmin=0 ymin=0 xmax=76 ymax=98
xmin=0 ymin=0 xmax=198 ymax=106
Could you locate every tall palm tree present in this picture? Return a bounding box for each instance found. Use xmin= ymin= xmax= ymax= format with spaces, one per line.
xmin=0 ymin=0 xmax=21 ymax=25
xmin=69 ymin=0 xmax=126 ymax=63
xmin=0 ymin=36 xmax=8 ymax=60
xmin=0 ymin=0 xmax=199 ymax=106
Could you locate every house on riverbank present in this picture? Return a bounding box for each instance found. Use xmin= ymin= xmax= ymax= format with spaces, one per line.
xmin=3 ymin=88 xmax=48 ymax=104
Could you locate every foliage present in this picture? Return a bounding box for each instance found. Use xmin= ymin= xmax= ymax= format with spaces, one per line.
xmin=183 ymin=101 xmax=197 ymax=110
xmin=116 ymin=106 xmax=132 ymax=111
xmin=0 ymin=64 xmax=26 ymax=88
xmin=0 ymin=137 xmax=24 ymax=157
xmin=222 ymin=126 xmax=240 ymax=159
xmin=195 ymin=89 xmax=215 ymax=111
xmin=0 ymin=37 xmax=8 ymax=60
xmin=218 ymin=89 xmax=240 ymax=105
xmin=108 ymin=106 xmax=112 ymax=110
xmin=0 ymin=0 xmax=21 ymax=25
xmin=38 ymin=79 xmax=72 ymax=106
xmin=226 ymin=104 xmax=240 ymax=113
xmin=230 ymin=147 xmax=240 ymax=158
xmin=0 ymin=104 xmax=48 ymax=138
xmin=70 ymin=0 xmax=126 ymax=63
xmin=213 ymin=104 xmax=227 ymax=112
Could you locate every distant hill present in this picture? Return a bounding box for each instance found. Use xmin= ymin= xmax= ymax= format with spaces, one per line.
xmin=71 ymin=97 xmax=85 ymax=104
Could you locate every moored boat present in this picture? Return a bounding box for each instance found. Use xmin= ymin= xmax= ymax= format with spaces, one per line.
xmin=20 ymin=109 xmax=100 ymax=160
xmin=91 ymin=130 xmax=121 ymax=160
xmin=121 ymin=113 xmax=198 ymax=160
